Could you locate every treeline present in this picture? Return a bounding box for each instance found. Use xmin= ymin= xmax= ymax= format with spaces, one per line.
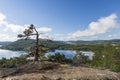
xmin=1 ymin=39 xmax=64 ymax=51
xmin=0 ymin=55 xmax=28 ymax=68
xmin=1 ymin=39 xmax=120 ymax=51
xmin=91 ymin=45 xmax=120 ymax=72
xmin=0 ymin=39 xmax=107 ymax=51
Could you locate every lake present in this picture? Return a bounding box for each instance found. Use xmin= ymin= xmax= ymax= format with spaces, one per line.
xmin=46 ymin=50 xmax=76 ymax=58
xmin=0 ymin=49 xmax=75 ymax=59
xmin=46 ymin=50 xmax=94 ymax=60
xmin=0 ymin=49 xmax=27 ymax=59
xmin=0 ymin=48 xmax=94 ymax=60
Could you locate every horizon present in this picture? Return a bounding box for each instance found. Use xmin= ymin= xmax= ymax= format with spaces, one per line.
xmin=0 ymin=0 xmax=120 ymax=41
xmin=1 ymin=38 xmax=120 ymax=42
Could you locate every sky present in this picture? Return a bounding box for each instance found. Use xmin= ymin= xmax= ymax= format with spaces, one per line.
xmin=0 ymin=0 xmax=120 ymax=41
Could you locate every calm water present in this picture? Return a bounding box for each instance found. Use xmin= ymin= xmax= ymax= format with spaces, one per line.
xmin=0 ymin=49 xmax=27 ymax=59
xmin=46 ymin=50 xmax=94 ymax=59
xmin=0 ymin=48 xmax=94 ymax=59
xmin=46 ymin=50 xmax=76 ymax=58
xmin=0 ymin=49 xmax=75 ymax=59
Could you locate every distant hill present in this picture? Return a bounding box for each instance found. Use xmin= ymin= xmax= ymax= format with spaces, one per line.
xmin=1 ymin=39 xmax=64 ymax=51
xmin=0 ymin=41 xmax=12 ymax=46
xmin=65 ymin=39 xmax=120 ymax=45
xmin=1 ymin=39 xmax=120 ymax=51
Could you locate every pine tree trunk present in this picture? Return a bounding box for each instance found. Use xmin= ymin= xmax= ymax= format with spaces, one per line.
xmin=34 ymin=33 xmax=39 ymax=61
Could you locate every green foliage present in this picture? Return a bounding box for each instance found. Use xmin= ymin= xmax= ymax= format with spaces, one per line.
xmin=90 ymin=45 xmax=120 ymax=72
xmin=39 ymin=47 xmax=50 ymax=60
xmin=73 ymin=53 xmax=89 ymax=65
xmin=1 ymin=39 xmax=35 ymax=51
xmin=1 ymin=39 xmax=64 ymax=51
xmin=110 ymin=64 xmax=120 ymax=72
xmin=47 ymin=52 xmax=72 ymax=64
xmin=0 ymin=55 xmax=28 ymax=68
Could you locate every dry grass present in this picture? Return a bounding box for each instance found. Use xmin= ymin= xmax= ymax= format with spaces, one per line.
xmin=1 ymin=62 xmax=120 ymax=80
xmin=43 ymin=64 xmax=119 ymax=80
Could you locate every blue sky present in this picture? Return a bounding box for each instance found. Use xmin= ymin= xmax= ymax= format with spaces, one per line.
xmin=0 ymin=0 xmax=120 ymax=41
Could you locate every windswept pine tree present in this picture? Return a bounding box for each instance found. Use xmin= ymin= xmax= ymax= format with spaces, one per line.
xmin=18 ymin=24 xmax=40 ymax=61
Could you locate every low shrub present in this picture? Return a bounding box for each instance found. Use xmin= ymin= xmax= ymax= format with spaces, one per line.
xmin=47 ymin=52 xmax=72 ymax=64
xmin=110 ymin=64 xmax=120 ymax=72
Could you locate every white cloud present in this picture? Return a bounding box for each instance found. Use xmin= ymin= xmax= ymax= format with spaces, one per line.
xmin=39 ymin=34 xmax=49 ymax=39
xmin=0 ymin=13 xmax=6 ymax=21
xmin=0 ymin=12 xmax=52 ymax=41
xmin=68 ymin=13 xmax=119 ymax=39
xmin=0 ymin=33 xmax=17 ymax=41
xmin=4 ymin=24 xmax=25 ymax=33
xmin=0 ymin=12 xmax=25 ymax=33
xmin=108 ymin=34 xmax=118 ymax=38
xmin=37 ymin=27 xmax=52 ymax=33
xmin=108 ymin=35 xmax=113 ymax=38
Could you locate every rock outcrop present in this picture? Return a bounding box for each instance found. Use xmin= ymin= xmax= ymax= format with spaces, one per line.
xmin=0 ymin=61 xmax=119 ymax=80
